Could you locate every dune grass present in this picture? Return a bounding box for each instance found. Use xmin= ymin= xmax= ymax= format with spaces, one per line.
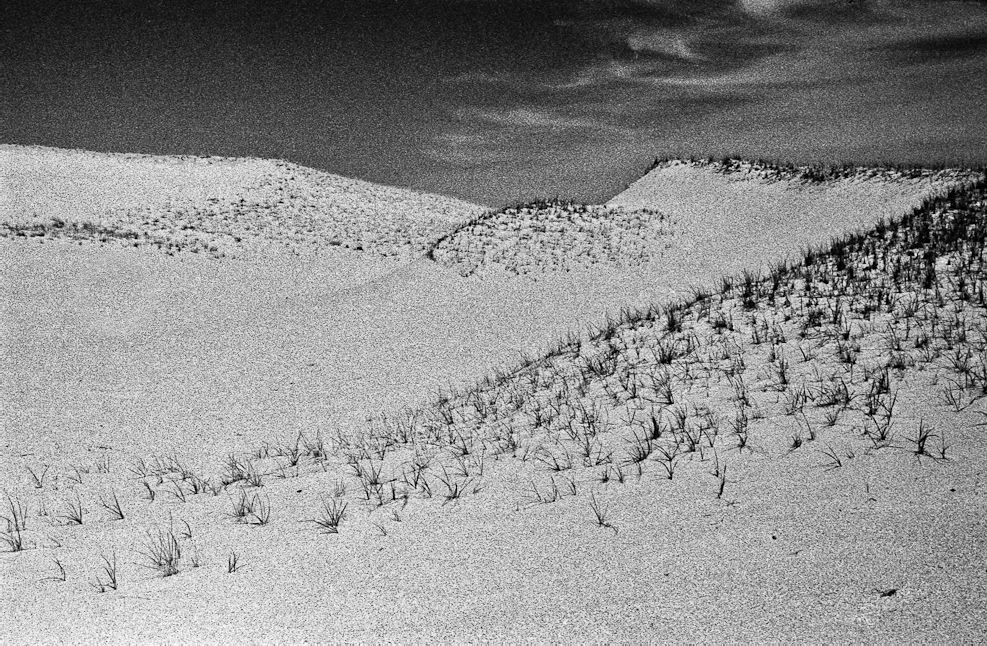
xmin=292 ymin=174 xmax=987 ymax=517
xmin=1 ymin=493 xmax=28 ymax=552
xmin=140 ymin=526 xmax=182 ymax=577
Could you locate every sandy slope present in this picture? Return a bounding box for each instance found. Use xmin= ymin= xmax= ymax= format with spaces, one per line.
xmin=430 ymin=159 xmax=980 ymax=312
xmin=2 ymin=147 xmax=986 ymax=642
xmin=606 ymin=159 xmax=980 ymax=293
xmin=0 ymin=145 xmax=485 ymax=258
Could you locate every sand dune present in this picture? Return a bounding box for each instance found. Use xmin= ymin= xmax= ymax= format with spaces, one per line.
xmin=0 ymin=145 xmax=485 ymax=258
xmin=2 ymin=147 xmax=986 ymax=642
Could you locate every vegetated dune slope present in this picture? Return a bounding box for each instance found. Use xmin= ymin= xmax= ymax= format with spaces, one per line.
xmin=434 ymin=158 xmax=980 ymax=290
xmin=2 ymin=148 xmax=986 ymax=642
xmin=0 ymin=145 xmax=486 ymax=257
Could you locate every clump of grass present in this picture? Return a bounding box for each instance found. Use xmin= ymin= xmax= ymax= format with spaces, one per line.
xmin=222 ymin=454 xmax=249 ymax=486
xmin=311 ymin=497 xmax=347 ymax=534
xmin=436 ymin=466 xmax=470 ymax=504
xmin=935 ymin=430 xmax=950 ymax=459
xmin=60 ymin=495 xmax=84 ymax=526
xmin=940 ymin=379 xmax=968 ymax=411
xmin=821 ymin=445 xmax=844 ymax=471
xmin=141 ymin=526 xmax=182 ymax=577
xmin=229 ymin=490 xmax=271 ymax=526
xmin=99 ymin=491 xmax=125 ymax=521
xmin=653 ymin=444 xmax=679 ymax=479
xmin=526 ymin=478 xmax=561 ymax=505
xmin=168 ymin=481 xmax=188 ymax=503
xmin=67 ymin=466 xmax=84 ymax=485
xmin=624 ymin=430 xmax=654 ymax=465
xmin=589 ymin=493 xmax=617 ymax=534
xmin=179 ymin=519 xmax=194 ymax=540
xmin=1 ymin=493 xmax=28 ymax=552
xmin=91 ymin=552 xmax=118 ymax=593
xmin=906 ymin=419 xmax=936 ymax=456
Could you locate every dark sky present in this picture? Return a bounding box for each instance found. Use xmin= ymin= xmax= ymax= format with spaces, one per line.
xmin=3 ymin=0 xmax=987 ymax=206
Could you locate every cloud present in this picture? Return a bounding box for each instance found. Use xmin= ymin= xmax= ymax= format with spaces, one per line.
xmin=443 ymin=71 xmax=515 ymax=85
xmin=543 ymin=59 xmax=655 ymax=89
xmin=737 ymin=0 xmax=818 ymax=16
xmin=427 ymin=0 xmax=987 ymax=171
xmin=422 ymin=131 xmax=518 ymax=166
xmin=459 ymin=107 xmax=614 ymax=132
xmin=547 ymin=0 xmax=987 ymax=92
xmin=424 ymin=104 xmax=643 ymax=170
xmin=626 ymin=28 xmax=706 ymax=60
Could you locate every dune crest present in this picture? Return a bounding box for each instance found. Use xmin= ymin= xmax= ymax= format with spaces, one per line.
xmin=0 ymin=145 xmax=486 ymax=258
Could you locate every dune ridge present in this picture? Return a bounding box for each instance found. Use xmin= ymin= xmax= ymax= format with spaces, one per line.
xmin=429 ymin=200 xmax=675 ymax=276
xmin=428 ymin=158 xmax=981 ymax=279
xmin=0 ymin=145 xmax=486 ymax=259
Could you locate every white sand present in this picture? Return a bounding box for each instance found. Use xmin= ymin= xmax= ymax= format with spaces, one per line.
xmin=0 ymin=145 xmax=485 ymax=258
xmin=1 ymin=146 xmax=985 ymax=642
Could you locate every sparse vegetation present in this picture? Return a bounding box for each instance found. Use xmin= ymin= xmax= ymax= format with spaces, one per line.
xmin=4 ymin=155 xmax=986 ymax=636
xmin=60 ymin=495 xmax=84 ymax=526
xmin=0 ymin=150 xmax=484 ymax=259
xmin=91 ymin=553 xmax=118 ymax=593
xmin=311 ymin=497 xmax=347 ymax=534
xmin=589 ymin=493 xmax=617 ymax=534
xmin=2 ymin=494 xmax=28 ymax=552
xmin=99 ymin=491 xmax=125 ymax=521
xmin=141 ymin=526 xmax=182 ymax=577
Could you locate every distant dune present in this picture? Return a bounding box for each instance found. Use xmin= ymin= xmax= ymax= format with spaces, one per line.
xmin=431 ymin=158 xmax=981 ymax=294
xmin=0 ymin=145 xmax=486 ymax=258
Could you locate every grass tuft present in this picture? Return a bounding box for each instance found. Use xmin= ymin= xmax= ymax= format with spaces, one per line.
xmin=1 ymin=493 xmax=28 ymax=552
xmin=311 ymin=497 xmax=348 ymax=534
xmin=99 ymin=491 xmax=125 ymax=521
xmin=589 ymin=493 xmax=618 ymax=534
xmin=141 ymin=526 xmax=182 ymax=577
xmin=91 ymin=552 xmax=118 ymax=593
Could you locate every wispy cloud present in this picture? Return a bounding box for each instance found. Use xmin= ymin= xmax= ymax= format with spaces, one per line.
xmin=460 ymin=107 xmax=614 ymax=132
xmin=542 ymin=0 xmax=987 ymax=93
xmin=626 ymin=28 xmax=706 ymax=61
xmin=442 ymin=71 xmax=515 ymax=86
xmin=543 ymin=59 xmax=650 ymax=89
xmin=426 ymin=0 xmax=987 ymax=178
xmin=424 ymin=105 xmax=643 ymax=170
xmin=421 ymin=131 xmax=518 ymax=166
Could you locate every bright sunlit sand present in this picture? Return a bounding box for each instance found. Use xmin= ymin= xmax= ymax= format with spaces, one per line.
xmin=2 ymin=144 xmax=986 ymax=642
